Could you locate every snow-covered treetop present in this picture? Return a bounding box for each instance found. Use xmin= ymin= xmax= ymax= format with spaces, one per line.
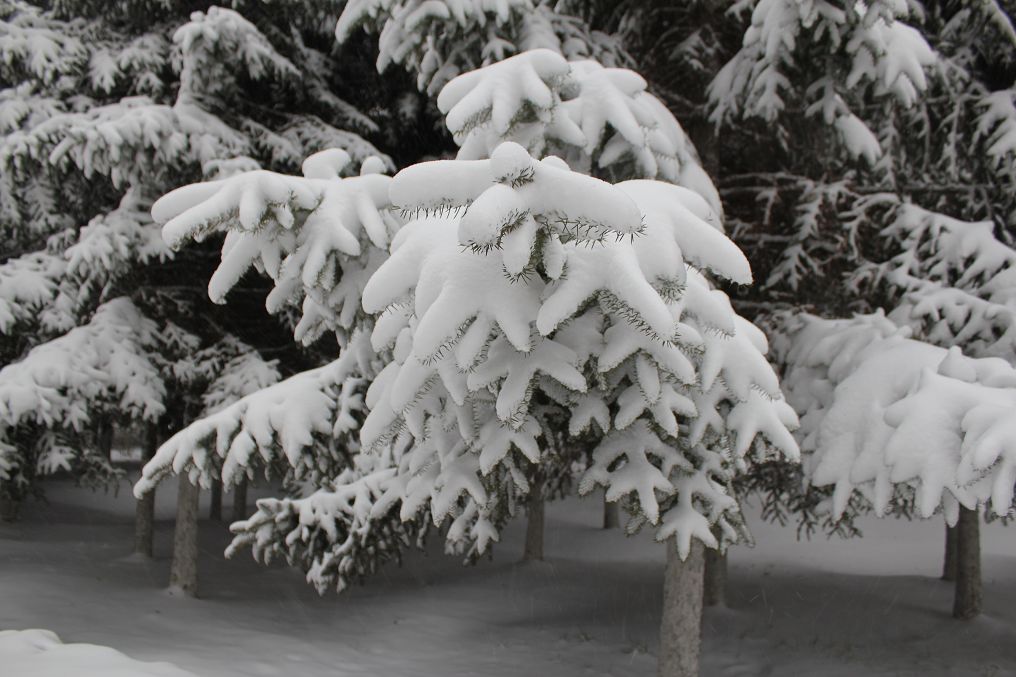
xmin=387 ymin=141 xmax=643 ymax=262
xmin=436 ymin=49 xmax=719 ymax=203
xmin=172 ymin=7 xmax=298 ymax=104
xmin=336 ymin=0 xmax=626 ymax=94
xmin=779 ymin=311 xmax=1016 ymax=524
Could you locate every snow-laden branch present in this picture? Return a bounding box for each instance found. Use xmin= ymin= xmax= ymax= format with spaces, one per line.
xmin=435 ymin=49 xmax=720 ymax=209
xmin=135 ymin=331 xmax=374 ymax=495
xmin=337 ymin=0 xmax=626 ymax=94
xmin=153 ymin=150 xmax=397 ymax=343
xmin=0 ymin=297 xmax=165 ymax=431
xmin=861 ymin=200 xmax=1016 ymax=360
xmin=779 ymin=312 xmax=1016 ymax=524
xmin=708 ymin=0 xmax=935 ymax=164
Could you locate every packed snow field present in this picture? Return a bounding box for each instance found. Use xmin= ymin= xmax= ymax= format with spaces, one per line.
xmin=2 ymin=480 xmax=1014 ymax=677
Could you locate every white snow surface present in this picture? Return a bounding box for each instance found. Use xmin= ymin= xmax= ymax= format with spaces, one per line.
xmin=3 ymin=480 xmax=1016 ymax=676
xmin=0 ymin=629 xmax=197 ymax=677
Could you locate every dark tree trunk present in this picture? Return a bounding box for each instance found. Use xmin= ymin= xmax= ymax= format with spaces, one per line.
xmin=97 ymin=419 xmax=114 ymax=460
xmin=953 ymin=506 xmax=981 ymax=620
xmin=703 ymin=547 xmax=727 ymax=607
xmin=133 ymin=423 xmax=158 ymax=558
xmin=523 ymin=470 xmax=545 ymax=561
xmin=209 ymin=478 xmax=222 ymax=522
xmin=169 ymin=474 xmax=200 ymax=597
xmin=231 ymin=477 xmax=248 ymax=523
xmin=659 ymin=537 xmax=704 ymax=677
xmin=603 ymin=496 xmax=620 ymax=529
xmin=942 ymin=522 xmax=959 ymax=582
xmin=0 ymin=492 xmax=18 ymax=522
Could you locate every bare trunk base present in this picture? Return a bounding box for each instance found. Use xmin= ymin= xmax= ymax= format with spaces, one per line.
xmin=134 ymin=423 xmax=158 ymax=558
xmin=0 ymin=493 xmax=18 ymax=522
xmin=603 ymin=497 xmax=620 ymax=529
xmin=703 ymin=548 xmax=727 ymax=607
xmin=169 ymin=475 xmax=200 ymax=597
xmin=523 ymin=472 xmax=544 ymax=561
xmin=942 ymin=522 xmax=958 ymax=582
xmin=134 ymin=491 xmax=155 ymax=557
xmin=209 ymin=479 xmax=222 ymax=521
xmin=953 ymin=506 xmax=981 ymax=620
xmin=231 ymin=477 xmax=248 ymax=523
xmin=659 ymin=538 xmax=704 ymax=677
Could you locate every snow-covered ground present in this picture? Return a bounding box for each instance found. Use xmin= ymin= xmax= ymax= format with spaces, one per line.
xmin=0 ymin=629 xmax=197 ymax=677
xmin=2 ymin=479 xmax=1015 ymax=677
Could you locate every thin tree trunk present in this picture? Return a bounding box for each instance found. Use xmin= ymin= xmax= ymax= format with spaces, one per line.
xmin=97 ymin=419 xmax=114 ymax=460
xmin=133 ymin=423 xmax=158 ymax=558
xmin=953 ymin=506 xmax=981 ymax=620
xmin=0 ymin=492 xmax=18 ymax=522
xmin=169 ymin=474 xmax=200 ymax=597
xmin=209 ymin=478 xmax=222 ymax=521
xmin=659 ymin=537 xmax=705 ymax=677
xmin=603 ymin=496 xmax=620 ymax=529
xmin=231 ymin=477 xmax=248 ymax=523
xmin=942 ymin=522 xmax=958 ymax=582
xmin=703 ymin=548 xmax=727 ymax=607
xmin=523 ymin=470 xmax=545 ymax=561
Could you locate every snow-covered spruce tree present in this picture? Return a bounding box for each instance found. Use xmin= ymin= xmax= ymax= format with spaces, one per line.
xmin=362 ymin=142 xmax=798 ymax=677
xmin=0 ymin=296 xmax=164 ymax=518
xmin=144 ymin=138 xmax=795 ymax=676
xmin=705 ymin=0 xmax=1014 ymax=324
xmin=429 ymin=41 xmax=807 ymax=585
xmin=779 ymin=311 xmax=1016 ymax=618
xmin=0 ymin=0 xmax=385 ymax=586
xmin=337 ymin=2 xmax=728 ymax=545
xmin=430 ymin=46 xmax=729 ymax=552
xmin=135 ymin=43 xmax=734 ymax=570
xmin=842 ymin=1 xmax=1016 ymax=589
xmin=700 ymin=0 xmax=1015 ymax=584
xmin=133 ymin=56 xmax=798 ymax=673
xmin=858 ymin=201 xmax=1016 ymax=593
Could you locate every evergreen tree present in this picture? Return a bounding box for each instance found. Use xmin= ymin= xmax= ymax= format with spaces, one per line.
xmin=779 ymin=310 xmax=1016 ymax=618
xmin=0 ymin=0 xmax=386 ymax=515
xmin=674 ymin=1 xmax=1016 ymax=607
xmin=137 ymin=50 xmax=800 ymax=677
xmin=137 ymin=23 xmax=734 ymax=570
xmin=580 ymin=0 xmax=1016 ymax=608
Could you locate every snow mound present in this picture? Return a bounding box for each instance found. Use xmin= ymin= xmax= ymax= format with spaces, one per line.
xmin=0 ymin=629 xmax=198 ymax=677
